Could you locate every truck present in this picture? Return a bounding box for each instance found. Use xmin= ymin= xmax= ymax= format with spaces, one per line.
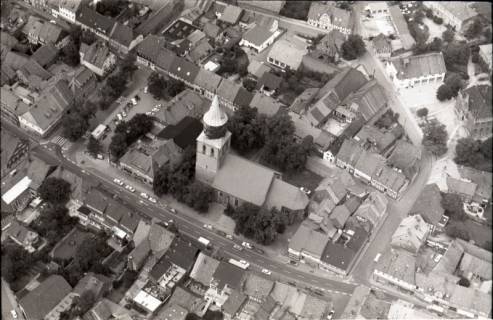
xmin=198 ymin=237 xmax=211 ymax=248
xmin=228 ymin=258 xmax=249 ymax=270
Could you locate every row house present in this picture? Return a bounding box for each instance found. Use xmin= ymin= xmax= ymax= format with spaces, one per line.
xmin=80 ymin=40 xmax=116 ymax=76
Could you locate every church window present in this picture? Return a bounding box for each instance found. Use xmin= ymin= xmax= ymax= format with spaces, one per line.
xmin=202 ymin=144 xmax=206 ymax=154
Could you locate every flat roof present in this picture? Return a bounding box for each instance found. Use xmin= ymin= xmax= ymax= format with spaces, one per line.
xmin=133 ymin=290 xmax=163 ymax=312
xmin=1 ymin=176 xmax=32 ymax=205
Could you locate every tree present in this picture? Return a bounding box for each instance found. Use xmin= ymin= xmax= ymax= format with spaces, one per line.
xmin=445 ymin=224 xmax=470 ymax=241
xmin=432 ymin=16 xmax=443 ymax=25
xmin=441 ymin=193 xmax=467 ymax=221
xmin=242 ymin=77 xmax=257 ymax=92
xmin=442 ymin=29 xmax=455 ymax=43
xmin=167 ymin=79 xmax=185 ymax=97
xmin=61 ymin=110 xmax=90 ymax=142
xmin=465 ymin=18 xmax=483 ymax=40
xmin=458 ymin=277 xmax=471 ymax=287
xmin=87 ymin=136 xmax=102 ymax=157
xmin=153 ymin=165 xmax=171 ymax=197
xmin=263 ymin=110 xmax=295 ymax=141
xmin=444 ymin=72 xmax=464 ymax=94
xmin=109 ymin=133 xmax=128 ymax=159
xmin=417 ymin=107 xmax=429 ymax=119
xmin=422 ymin=120 xmax=448 ymax=157
xmin=436 ymin=84 xmax=454 ymax=101
xmin=480 ymin=137 xmax=492 ymax=159
xmin=38 ymin=177 xmax=72 ymax=205
xmin=106 ymin=72 xmax=127 ymax=99
xmin=228 ymin=106 xmax=265 ymax=154
xmin=61 ymin=41 xmax=80 ymax=67
xmin=454 ymin=137 xmax=484 ymax=166
xmin=279 ymin=1 xmax=311 ymax=20
xmin=148 ymin=72 xmax=168 ymax=100
xmin=203 ymin=310 xmax=224 ymax=320
xmin=443 ymin=42 xmax=470 ymax=67
xmin=341 ymin=35 xmax=366 ymax=60
xmin=121 ymin=53 xmax=137 ymax=77
xmin=184 ymin=181 xmax=214 ymax=213
xmin=185 ymin=314 xmax=202 ymax=320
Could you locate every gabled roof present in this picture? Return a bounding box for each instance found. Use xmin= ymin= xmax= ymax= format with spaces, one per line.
xmin=222 ymin=290 xmax=247 ymax=316
xmin=433 ymin=240 xmax=464 ymax=274
xmin=203 ymin=22 xmax=222 ymax=38
xmin=76 ymin=6 xmax=115 ymax=36
xmin=19 ymin=59 xmax=52 ymax=80
xmin=267 ymin=38 xmax=307 ymax=70
xmin=344 ymin=80 xmax=387 ymax=121
xmin=169 ymin=56 xmax=200 ymax=83
xmin=387 ymin=140 xmax=421 ymax=178
xmin=336 ymin=138 xmax=365 ymax=167
xmin=155 ymin=90 xmax=209 ymax=126
xmin=19 ymin=275 xmax=72 ymax=320
xmin=242 ymin=24 xmax=275 ymax=46
xmin=250 ymin=93 xmax=282 ymax=116
xmin=189 ymin=252 xmax=220 ymax=286
xmin=354 ymin=151 xmax=386 ymax=178
xmin=372 ymin=165 xmax=407 ymax=193
xmin=290 ymin=222 xmax=330 ymax=258
xmin=391 ymin=214 xmax=429 ymax=254
xmin=308 ymin=2 xmax=353 ymax=31
xmin=257 ymin=72 xmax=282 ymax=91
xmin=148 ymin=222 xmax=175 ymax=257
xmin=244 ymin=274 xmax=274 ymax=300
xmin=38 ymin=22 xmax=63 ymax=44
xmin=81 ymin=40 xmax=112 ymax=69
xmin=3 ymin=51 xmax=29 ymax=70
xmin=446 ymin=176 xmax=477 ymax=197
xmin=84 ymin=188 xmax=108 ymax=213
xmin=233 ymin=86 xmax=254 ymax=107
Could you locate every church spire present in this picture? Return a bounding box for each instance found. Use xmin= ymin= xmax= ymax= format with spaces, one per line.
xmin=202 ymin=95 xmax=228 ymax=139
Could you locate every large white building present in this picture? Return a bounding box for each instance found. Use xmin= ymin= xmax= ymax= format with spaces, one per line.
xmin=424 ymin=2 xmax=477 ymax=31
xmin=385 ymin=52 xmax=446 ymax=91
xmin=307 ymin=2 xmax=353 ymax=35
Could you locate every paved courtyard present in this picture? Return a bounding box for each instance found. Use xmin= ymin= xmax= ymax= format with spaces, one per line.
xmin=422 ymin=17 xmax=447 ymax=42
xmin=360 ymin=15 xmax=395 ymax=38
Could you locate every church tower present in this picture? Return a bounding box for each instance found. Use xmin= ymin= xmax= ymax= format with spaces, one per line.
xmin=195 ymin=95 xmax=232 ymax=184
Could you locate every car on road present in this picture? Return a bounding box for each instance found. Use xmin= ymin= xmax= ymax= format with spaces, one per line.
xmin=140 ymin=192 xmax=149 ymax=199
xmin=253 ymin=247 xmax=265 ymax=255
xmin=170 ymin=208 xmax=176 ymax=213
xmin=148 ymin=197 xmax=157 ymax=203
xmin=240 ymin=259 xmax=248 ymax=265
xmin=261 ymin=268 xmax=272 ymax=275
xmin=327 ymin=309 xmax=335 ymax=320
xmin=144 ymin=86 xmax=148 ymax=93
xmin=121 ymin=111 xmax=127 ymax=118
xmin=50 ymin=20 xmax=56 ymax=24
xmin=203 ymin=224 xmax=213 ymax=230
xmin=242 ymin=241 xmax=253 ymax=249
xmin=233 ymin=244 xmax=244 ymax=251
xmin=11 ymin=310 xmax=18 ymax=319
xmin=226 ymin=234 xmax=234 ymax=240
xmin=113 ymin=178 xmax=124 ymax=186
xmin=130 ymin=98 xmax=137 ymax=105
xmin=300 ymin=187 xmax=312 ymax=195
xmin=96 ymin=154 xmax=104 ymax=160
xmin=125 ymin=185 xmax=135 ymax=192
xmin=374 ymin=253 xmax=382 ymax=263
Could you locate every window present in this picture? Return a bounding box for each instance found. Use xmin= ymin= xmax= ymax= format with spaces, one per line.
xmin=202 ymin=144 xmax=206 ymax=154
xmin=211 ymin=148 xmax=215 ymax=157
xmin=235 ymin=199 xmax=239 ymax=206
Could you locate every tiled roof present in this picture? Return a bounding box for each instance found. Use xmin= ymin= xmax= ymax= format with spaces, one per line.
xmin=169 ymin=56 xmax=200 ymax=83
xmin=336 ymin=138 xmax=364 ymax=167
xmin=375 ymin=248 xmax=416 ymax=286
xmin=316 ymin=67 xmax=368 ymax=103
xmin=109 ymin=22 xmax=134 ymax=46
xmin=38 ymin=22 xmax=63 ymax=44
xmin=219 ymin=5 xmax=243 ymax=24
xmin=194 ymin=68 xmax=222 ymax=93
xmin=290 ymin=222 xmax=330 ymax=258
xmin=242 ymin=25 xmax=275 ymax=46
xmin=387 ymin=140 xmax=421 ymax=177
xmin=265 ymin=178 xmax=309 ymax=212
xmin=446 ymin=176 xmax=477 ymax=197
xmin=164 ymin=237 xmax=198 ymax=270
xmin=372 ymin=33 xmax=391 ymax=52
xmin=257 ymin=72 xmax=282 ymax=91
xmin=344 ymin=80 xmax=387 ymax=121
xmin=388 ymin=6 xmax=415 ymax=49
xmin=321 ymin=226 xmax=369 ymax=271
xmin=84 ymin=188 xmax=108 ymax=213
xmin=233 ymin=86 xmax=254 ymax=107
xmin=268 ymin=38 xmax=307 ymax=70
xmin=392 ymin=52 xmax=446 ymax=80
xmin=213 ymin=262 xmax=246 ymax=291
xmin=203 ymin=22 xmax=221 ymax=38
xmin=355 ymin=151 xmax=386 ymax=177
xmin=19 ymin=275 xmax=72 ymax=320
xmin=250 ymin=92 xmax=282 ymax=116
xmin=391 ymin=214 xmax=429 ymax=254
xmin=409 ymin=184 xmax=444 ymax=225
xmin=437 ymin=2 xmax=477 ymax=22
xmin=189 ymin=252 xmax=220 ymax=286
xmin=222 ymin=290 xmax=247 ymax=316
xmin=3 ymin=51 xmax=29 ymax=70
xmin=81 ymin=40 xmax=112 ymax=70
xmin=244 ymin=274 xmax=274 ymax=300
xmin=372 ymin=165 xmax=407 ymax=193
xmin=31 ymin=44 xmax=58 ymax=67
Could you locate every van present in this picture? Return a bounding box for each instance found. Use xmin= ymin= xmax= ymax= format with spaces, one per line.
xmin=374 ymin=253 xmax=382 ymax=263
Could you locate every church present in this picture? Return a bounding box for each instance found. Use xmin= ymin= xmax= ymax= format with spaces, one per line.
xmin=195 ymin=95 xmax=309 ymax=218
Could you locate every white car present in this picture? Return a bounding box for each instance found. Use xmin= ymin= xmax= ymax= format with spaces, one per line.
xmin=261 ymin=268 xmax=272 ymax=275
xmin=113 ymin=178 xmax=124 ymax=186
xmin=240 ymin=259 xmax=248 ymax=265
xmin=125 ymin=185 xmax=135 ymax=192
xmin=242 ymin=241 xmax=253 ymax=249
xmin=148 ymin=197 xmax=157 ymax=203
xmin=203 ymin=224 xmax=213 ymax=230
xmin=11 ymin=310 xmax=18 ymax=319
xmin=130 ymin=98 xmax=137 ymax=106
xmin=144 ymin=86 xmax=148 ymax=93
xmin=226 ymin=234 xmax=234 ymax=240
xmin=140 ymin=192 xmax=149 ymax=199
xmin=170 ymin=208 xmax=176 ymax=213
xmin=121 ymin=111 xmax=127 ymax=117
xmin=233 ymin=244 xmax=243 ymax=251
xmin=145 ymin=111 xmax=153 ymax=116
xmin=327 ymin=310 xmax=335 ymax=320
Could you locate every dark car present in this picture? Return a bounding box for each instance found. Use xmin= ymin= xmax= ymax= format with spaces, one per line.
xmin=253 ymin=247 xmax=265 ymax=255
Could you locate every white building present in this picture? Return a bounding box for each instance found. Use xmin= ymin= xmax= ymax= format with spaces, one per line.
xmin=57 ymin=0 xmax=83 ymax=23
xmin=479 ymin=44 xmax=492 ymax=72
xmin=385 ymin=53 xmax=446 ymax=90
xmin=365 ymin=2 xmax=390 ymax=17
xmin=307 ymin=2 xmax=353 ymax=35
xmin=239 ymin=21 xmax=282 ymax=53
xmin=424 ymin=2 xmax=477 ymax=31
xmin=267 ymin=38 xmax=308 ymax=71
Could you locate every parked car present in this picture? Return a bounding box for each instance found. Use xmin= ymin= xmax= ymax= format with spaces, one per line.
xmin=233 ymin=244 xmax=244 ymax=251
xmin=261 ymin=268 xmax=272 ymax=275
xmin=144 ymin=86 xmax=148 ymax=93
xmin=135 ymin=95 xmax=141 ymax=101
xmin=226 ymin=234 xmax=234 ymax=240
xmin=253 ymin=247 xmax=265 ymax=255
xmin=300 ymin=187 xmax=312 ymax=195
xmin=125 ymin=185 xmax=135 ymax=192
xmin=140 ymin=192 xmax=149 ymax=199
xmin=96 ymin=154 xmax=104 ymax=160
xmin=11 ymin=310 xmax=18 ymax=319
xmin=113 ymin=178 xmax=124 ymax=186
xmin=203 ymin=224 xmax=213 ymax=230
xmin=130 ymin=98 xmax=137 ymax=106
xmin=242 ymin=241 xmax=253 ymax=249
xmin=121 ymin=111 xmax=127 ymax=117
xmin=148 ymin=197 xmax=157 ymax=203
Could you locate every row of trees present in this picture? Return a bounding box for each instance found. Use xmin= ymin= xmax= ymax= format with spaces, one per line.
xmin=224 ymin=203 xmax=289 ymax=245
xmin=153 ymin=147 xmax=214 ymax=213
xmin=100 ymin=54 xmax=138 ymax=110
xmin=108 ymin=113 xmax=153 ymax=159
xmin=228 ymin=107 xmax=312 ymax=173
xmin=147 ymin=72 xmax=185 ymax=100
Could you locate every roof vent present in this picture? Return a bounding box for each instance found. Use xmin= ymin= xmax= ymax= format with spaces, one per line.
xmin=186 ymin=72 xmax=190 ymax=76
xmin=177 ymin=67 xmax=181 ymax=71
